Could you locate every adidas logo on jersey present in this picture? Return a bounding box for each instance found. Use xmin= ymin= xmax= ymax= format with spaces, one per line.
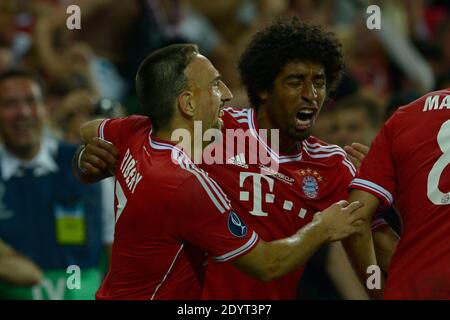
xmin=227 ymin=153 xmax=249 ymax=169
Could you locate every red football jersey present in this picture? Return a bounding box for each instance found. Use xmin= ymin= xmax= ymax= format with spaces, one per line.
xmin=350 ymin=89 xmax=450 ymax=299
xmin=95 ymin=116 xmax=258 ymax=300
xmin=201 ymin=108 xmax=373 ymax=299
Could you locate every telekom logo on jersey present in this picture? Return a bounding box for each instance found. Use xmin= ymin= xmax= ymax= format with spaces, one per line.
xmin=170 ymin=121 xmax=280 ymax=172
xmin=239 ymin=173 xmax=275 ymax=217
xmin=238 ymin=172 xmax=308 ymax=219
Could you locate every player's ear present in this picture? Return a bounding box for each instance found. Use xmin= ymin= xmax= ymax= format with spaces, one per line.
xmin=178 ymin=91 xmax=195 ymax=117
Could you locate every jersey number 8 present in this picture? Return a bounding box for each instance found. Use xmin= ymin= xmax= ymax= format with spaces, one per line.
xmin=427 ymin=119 xmax=450 ymax=205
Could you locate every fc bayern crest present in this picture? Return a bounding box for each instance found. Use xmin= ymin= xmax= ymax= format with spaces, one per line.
xmin=302 ymin=176 xmax=319 ymax=199
xmin=299 ymin=168 xmax=322 ymax=199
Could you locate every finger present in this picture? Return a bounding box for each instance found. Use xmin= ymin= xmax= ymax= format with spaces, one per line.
xmin=85 ymin=144 xmax=118 ymax=165
xmin=343 ymin=145 xmax=354 ymax=154
xmin=344 ymin=146 xmax=359 ymax=159
xmin=351 ymin=142 xmax=370 ymax=155
xmin=352 ymin=219 xmax=365 ymax=227
xmin=349 ymin=215 xmax=367 ymax=225
xmin=351 ymin=150 xmax=365 ymax=162
xmin=83 ymin=153 xmax=108 ymax=170
xmin=92 ymin=138 xmax=119 ymax=158
xmin=336 ymin=200 xmax=349 ymax=208
xmin=92 ymin=146 xmax=118 ymax=166
xmin=93 ymin=137 xmax=119 ymax=158
xmin=84 ymin=159 xmax=115 ymax=177
xmin=344 ymin=146 xmax=365 ymax=161
xmin=84 ymin=162 xmax=102 ymax=175
xmin=344 ymin=201 xmax=364 ymax=213
xmin=350 ymin=210 xmax=370 ymax=223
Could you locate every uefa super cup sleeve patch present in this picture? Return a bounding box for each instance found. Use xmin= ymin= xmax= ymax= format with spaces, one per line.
xmin=227 ymin=211 xmax=248 ymax=237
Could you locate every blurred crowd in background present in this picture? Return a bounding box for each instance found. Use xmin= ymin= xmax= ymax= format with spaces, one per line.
xmin=1 ymin=0 xmax=450 ymax=146
xmin=0 ymin=0 xmax=449 ymax=299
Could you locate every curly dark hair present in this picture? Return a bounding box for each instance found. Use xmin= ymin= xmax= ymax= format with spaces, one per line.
xmin=239 ymin=17 xmax=345 ymax=109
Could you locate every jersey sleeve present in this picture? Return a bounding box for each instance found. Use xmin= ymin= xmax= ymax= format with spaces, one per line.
xmin=309 ymin=149 xmax=388 ymax=230
xmin=349 ymin=119 xmax=397 ymax=207
xmin=170 ymin=168 xmax=259 ymax=263
xmin=98 ymin=115 xmax=151 ymax=153
xmin=339 ymin=151 xmax=389 ymax=230
xmin=98 ymin=117 xmax=124 ymax=147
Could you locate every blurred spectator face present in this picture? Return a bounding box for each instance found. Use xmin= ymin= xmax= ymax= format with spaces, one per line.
xmin=311 ymin=109 xmax=335 ymax=142
xmin=56 ymin=89 xmax=98 ymax=144
xmin=52 ymin=87 xmax=126 ymax=144
xmin=330 ymin=108 xmax=378 ymax=147
xmin=0 ymin=77 xmax=45 ymax=159
xmin=0 ymin=48 xmax=13 ymax=73
xmin=58 ymin=90 xmax=96 ymax=143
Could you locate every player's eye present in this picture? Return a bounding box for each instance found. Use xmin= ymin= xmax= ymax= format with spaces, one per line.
xmin=286 ymin=80 xmax=302 ymax=88
xmin=314 ymin=79 xmax=326 ymax=88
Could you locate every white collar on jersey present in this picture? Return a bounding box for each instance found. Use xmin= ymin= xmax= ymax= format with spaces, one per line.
xmin=0 ymin=135 xmax=59 ymax=181
xmin=147 ymin=133 xmax=194 ymax=166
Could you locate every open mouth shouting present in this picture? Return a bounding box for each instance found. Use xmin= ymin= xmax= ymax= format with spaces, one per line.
xmin=294 ymin=107 xmax=318 ymax=131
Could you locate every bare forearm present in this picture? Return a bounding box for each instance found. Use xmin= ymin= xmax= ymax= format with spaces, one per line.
xmin=233 ymin=200 xmax=364 ymax=282
xmin=34 ymin=16 xmax=67 ymax=77
xmin=262 ymin=200 xmax=368 ymax=281
xmin=234 ymin=218 xmax=329 ymax=282
xmin=342 ymin=223 xmax=382 ymax=299
xmin=343 ymin=190 xmax=384 ymax=299
xmin=263 ymin=219 xmax=329 ymax=281
xmin=373 ymin=225 xmax=399 ymax=274
xmin=327 ymin=242 xmax=369 ymax=300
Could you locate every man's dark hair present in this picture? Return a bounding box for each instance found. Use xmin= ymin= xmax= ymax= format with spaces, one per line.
xmin=0 ymin=69 xmax=46 ymax=96
xmin=334 ymin=93 xmax=381 ymax=128
xmin=135 ymin=43 xmax=198 ymax=131
xmin=238 ymin=17 xmax=345 ymax=109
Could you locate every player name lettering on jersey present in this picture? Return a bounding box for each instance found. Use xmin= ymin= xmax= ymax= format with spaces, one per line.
xmin=423 ymin=95 xmax=450 ymax=112
xmin=119 ymin=148 xmax=143 ymax=193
